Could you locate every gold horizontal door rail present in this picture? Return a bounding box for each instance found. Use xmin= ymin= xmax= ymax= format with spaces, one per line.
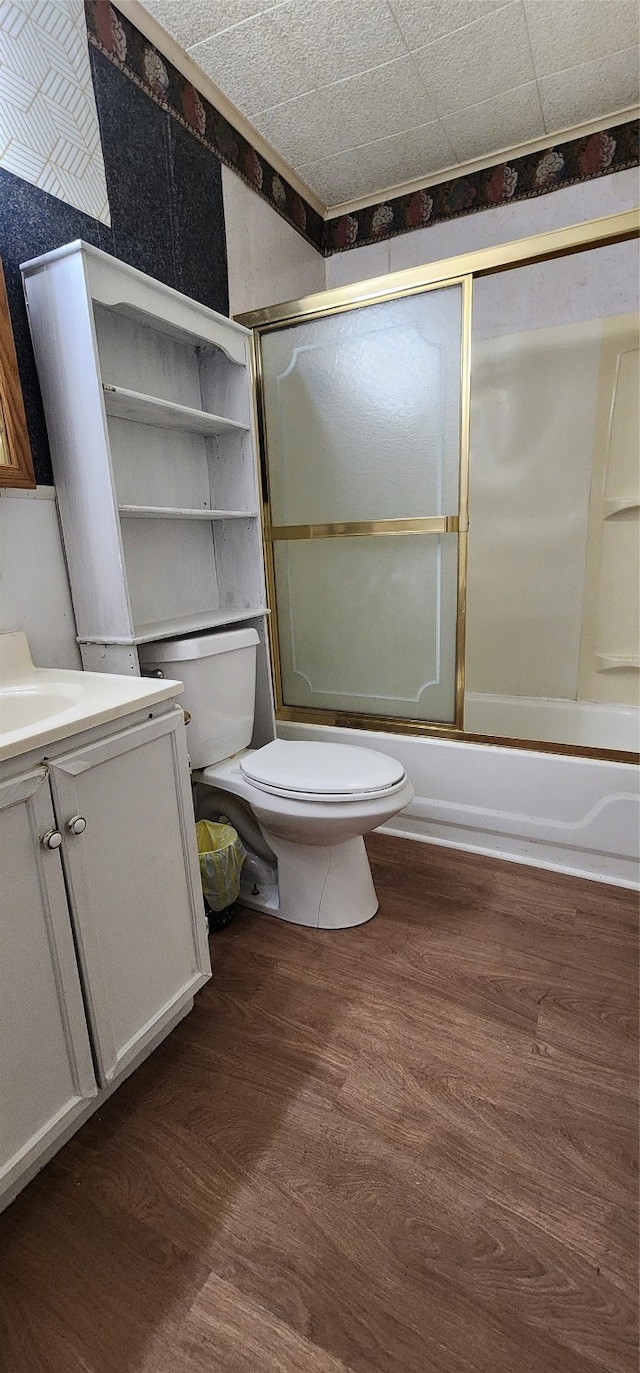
xmin=268 ymin=515 xmax=463 ymax=540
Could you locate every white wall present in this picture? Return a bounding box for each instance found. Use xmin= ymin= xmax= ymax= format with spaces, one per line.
xmin=326 ymin=167 xmax=640 ymax=288
xmin=222 ymin=165 xmax=325 ymax=318
xmin=0 ymin=489 xmax=81 ymax=669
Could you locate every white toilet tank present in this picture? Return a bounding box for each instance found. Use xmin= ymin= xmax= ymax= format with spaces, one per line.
xmin=139 ymin=627 xmax=260 ymax=768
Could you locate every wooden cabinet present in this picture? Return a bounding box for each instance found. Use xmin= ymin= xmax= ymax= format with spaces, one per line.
xmin=0 ymin=703 xmax=210 ymax=1211
xmin=21 ymin=243 xmax=274 ymax=752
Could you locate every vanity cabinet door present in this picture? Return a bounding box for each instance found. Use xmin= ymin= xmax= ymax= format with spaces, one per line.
xmin=0 ymin=769 xmax=97 ymax=1206
xmin=47 ymin=708 xmax=210 ymax=1087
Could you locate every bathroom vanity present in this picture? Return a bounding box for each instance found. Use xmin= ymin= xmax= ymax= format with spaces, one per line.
xmin=0 ymin=633 xmax=210 ymax=1212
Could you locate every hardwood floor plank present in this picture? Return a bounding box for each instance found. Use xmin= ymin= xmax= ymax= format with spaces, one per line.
xmin=0 ymin=834 xmax=637 ymax=1373
xmin=155 ymin=1272 xmax=359 ymax=1373
xmin=0 ymin=1174 xmax=210 ymax=1373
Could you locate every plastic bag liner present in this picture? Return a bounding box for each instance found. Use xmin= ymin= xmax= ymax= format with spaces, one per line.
xmin=195 ymin=820 xmax=246 ymax=912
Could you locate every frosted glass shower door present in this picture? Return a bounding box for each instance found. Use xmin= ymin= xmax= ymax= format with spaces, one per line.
xmin=258 ymin=281 xmax=468 ymax=727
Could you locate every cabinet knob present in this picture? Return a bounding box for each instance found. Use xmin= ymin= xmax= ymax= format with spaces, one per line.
xmin=42 ymin=829 xmax=63 ymax=850
xmin=67 ymin=815 xmax=87 ymax=835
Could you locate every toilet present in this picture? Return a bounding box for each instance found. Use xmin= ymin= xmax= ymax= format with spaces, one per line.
xmin=139 ymin=629 xmax=414 ymax=929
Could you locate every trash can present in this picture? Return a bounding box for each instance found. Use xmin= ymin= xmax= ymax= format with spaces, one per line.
xmin=195 ymin=820 xmax=246 ymax=932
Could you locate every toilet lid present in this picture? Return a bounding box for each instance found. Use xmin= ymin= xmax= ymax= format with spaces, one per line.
xmin=240 ymin=740 xmax=407 ymax=802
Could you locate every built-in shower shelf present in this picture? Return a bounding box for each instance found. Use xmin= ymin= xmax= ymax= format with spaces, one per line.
xmin=603 ymin=497 xmax=640 ymax=519
xmin=118 ymin=505 xmax=259 ymax=520
xmin=102 ymin=383 xmax=249 ymax=436
xmin=596 ymin=654 xmax=640 ymax=672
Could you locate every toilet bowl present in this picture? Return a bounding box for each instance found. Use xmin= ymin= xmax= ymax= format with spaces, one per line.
xmin=139 ymin=631 xmax=414 ymax=929
xmin=202 ymin=741 xmax=414 ymax=928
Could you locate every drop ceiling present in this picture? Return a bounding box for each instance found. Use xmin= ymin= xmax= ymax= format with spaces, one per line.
xmin=139 ymin=0 xmax=639 ymax=210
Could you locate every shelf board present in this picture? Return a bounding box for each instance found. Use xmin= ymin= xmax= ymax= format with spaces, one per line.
xmin=133 ymin=607 xmax=268 ymax=644
xmin=119 ymin=505 xmax=259 ymax=520
xmin=102 ymin=383 xmax=249 ymax=437
xmin=603 ymin=497 xmax=640 ymax=519
xmin=596 ymin=654 xmax=639 ymax=672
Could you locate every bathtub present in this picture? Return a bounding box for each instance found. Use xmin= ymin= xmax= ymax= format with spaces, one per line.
xmin=464 ymin=692 xmax=639 ymax=753
xmin=277 ymin=720 xmax=640 ymax=889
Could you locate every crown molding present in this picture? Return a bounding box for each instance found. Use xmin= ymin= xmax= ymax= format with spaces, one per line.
xmin=112 ymin=0 xmax=326 ymax=217
xmin=324 ymin=106 xmax=640 ymax=218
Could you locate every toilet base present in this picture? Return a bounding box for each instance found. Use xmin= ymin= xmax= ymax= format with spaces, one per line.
xmin=259 ymin=830 xmax=379 ymax=929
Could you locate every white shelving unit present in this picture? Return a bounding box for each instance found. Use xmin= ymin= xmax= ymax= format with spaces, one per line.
xmin=22 ymin=242 xmax=274 ymax=748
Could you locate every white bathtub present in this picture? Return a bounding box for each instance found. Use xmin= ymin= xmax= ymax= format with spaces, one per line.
xmin=464 ymin=692 xmax=639 ymax=753
xmin=277 ymin=720 xmax=640 ymax=888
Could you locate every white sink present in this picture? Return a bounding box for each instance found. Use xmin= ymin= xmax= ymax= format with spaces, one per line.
xmin=0 ymin=631 xmax=184 ymax=762
xmin=0 ymin=681 xmax=85 ymax=732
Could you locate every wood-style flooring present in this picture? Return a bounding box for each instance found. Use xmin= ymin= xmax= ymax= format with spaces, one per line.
xmin=0 ymin=835 xmax=638 ymax=1373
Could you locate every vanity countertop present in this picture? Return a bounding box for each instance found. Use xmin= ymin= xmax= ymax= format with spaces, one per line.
xmin=0 ymin=631 xmax=183 ymax=762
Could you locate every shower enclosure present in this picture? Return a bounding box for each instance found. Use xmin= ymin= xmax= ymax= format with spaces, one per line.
xmin=242 ymin=210 xmax=639 ymax=762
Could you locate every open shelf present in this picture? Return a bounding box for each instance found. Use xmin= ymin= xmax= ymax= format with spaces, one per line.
xmin=102 ymin=384 xmax=250 ymax=436
xmin=603 ymin=497 xmax=640 ymax=519
xmin=119 ymin=505 xmax=259 ymax=520
xmin=596 ymin=653 xmax=640 ymax=672
xmin=133 ymin=607 xmax=268 ymax=644
xmin=596 ymin=654 xmax=640 ymax=673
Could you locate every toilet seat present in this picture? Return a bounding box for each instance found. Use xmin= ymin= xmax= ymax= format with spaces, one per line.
xmin=240 ymin=739 xmax=407 ymax=803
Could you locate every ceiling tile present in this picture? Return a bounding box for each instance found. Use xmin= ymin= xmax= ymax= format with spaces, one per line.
xmin=300 ymin=120 xmax=458 ymax=203
xmin=284 ymin=0 xmax=408 ymax=87
xmin=188 ymin=4 xmax=317 ymax=116
xmin=253 ymin=55 xmax=440 ymax=165
xmin=389 ymin=0 xmax=509 ymax=50
xmin=538 ymin=47 xmax=639 ymax=132
xmin=143 ymin=0 xmax=287 ymax=53
xmin=250 ymin=91 xmax=333 ymax=165
xmin=139 ymin=0 xmax=639 ymax=210
xmin=413 ymin=3 xmax=536 ymax=116
xmin=524 ymin=0 xmax=640 ymax=78
xmin=443 ymin=82 xmax=544 ymax=162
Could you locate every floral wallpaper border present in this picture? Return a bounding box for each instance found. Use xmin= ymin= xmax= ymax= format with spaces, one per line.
xmin=326 ymin=121 xmax=639 ymax=253
xmin=86 ymin=4 xmax=637 ymax=261
xmin=85 ymin=0 xmax=325 ymax=252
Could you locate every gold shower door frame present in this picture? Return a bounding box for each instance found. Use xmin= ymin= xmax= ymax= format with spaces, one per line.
xmin=252 ymin=273 xmax=471 ymax=736
xmin=241 ymin=209 xmax=639 ymax=758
